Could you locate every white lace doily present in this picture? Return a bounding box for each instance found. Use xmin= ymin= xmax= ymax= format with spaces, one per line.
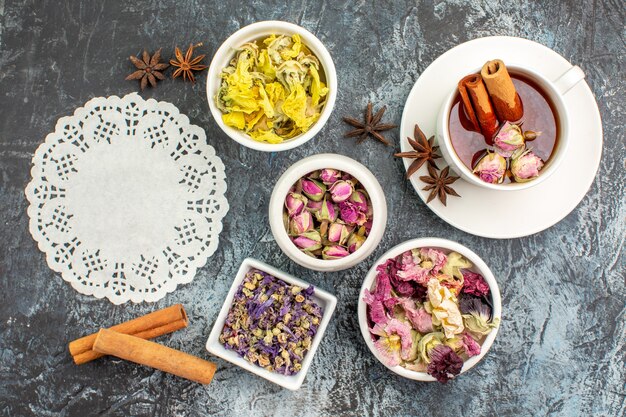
xmin=25 ymin=93 xmax=229 ymax=304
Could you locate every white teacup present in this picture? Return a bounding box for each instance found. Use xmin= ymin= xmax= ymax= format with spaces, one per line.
xmin=437 ymin=65 xmax=585 ymax=191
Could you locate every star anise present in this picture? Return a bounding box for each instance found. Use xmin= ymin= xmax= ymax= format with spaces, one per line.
xmin=170 ymin=43 xmax=208 ymax=83
xmin=343 ymin=102 xmax=397 ymax=145
xmin=395 ymin=123 xmax=441 ymax=178
xmin=419 ymin=165 xmax=461 ymax=206
xmin=126 ymin=49 xmax=169 ymax=90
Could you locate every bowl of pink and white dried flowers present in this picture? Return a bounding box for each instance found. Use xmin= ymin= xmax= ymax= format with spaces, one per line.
xmin=358 ymin=238 xmax=501 ymax=383
xmin=269 ymin=153 xmax=387 ymax=272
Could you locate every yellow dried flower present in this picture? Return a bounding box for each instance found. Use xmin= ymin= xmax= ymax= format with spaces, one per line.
xmin=427 ymin=278 xmax=464 ymax=339
xmin=216 ymin=34 xmax=329 ymax=144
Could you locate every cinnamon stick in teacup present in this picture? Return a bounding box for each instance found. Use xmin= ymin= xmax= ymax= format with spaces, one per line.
xmin=93 ymin=329 xmax=217 ymax=385
xmin=481 ymin=59 xmax=523 ymax=122
xmin=69 ymin=304 xmax=188 ymax=365
xmin=458 ymin=74 xmax=499 ymax=143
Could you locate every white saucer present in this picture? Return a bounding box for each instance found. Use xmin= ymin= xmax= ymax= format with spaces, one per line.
xmin=399 ymin=36 xmax=602 ymax=239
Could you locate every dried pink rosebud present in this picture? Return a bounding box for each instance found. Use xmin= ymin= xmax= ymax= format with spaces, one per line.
xmin=319 ymin=168 xmax=341 ymax=185
xmin=289 ymin=210 xmax=313 ymax=235
xmin=305 ymin=199 xmax=323 ymax=213
xmin=301 ymin=178 xmax=326 ymax=201
xmin=339 ymin=200 xmax=368 ymax=226
xmin=315 ymin=197 xmax=337 ymax=222
xmin=328 ymin=222 xmax=351 ymax=245
xmin=473 ymin=152 xmax=506 ymax=184
xmin=285 ymin=192 xmax=307 ymax=217
xmin=511 ymin=149 xmax=544 ymax=182
xmin=329 ymin=180 xmax=354 ymax=203
xmin=494 ymin=121 xmax=525 ymax=157
xmin=347 ymin=233 xmax=366 ymax=253
xmin=348 ymin=189 xmax=369 ymax=212
xmin=292 ymin=230 xmax=322 ymax=251
xmin=322 ymin=245 xmax=350 ymax=260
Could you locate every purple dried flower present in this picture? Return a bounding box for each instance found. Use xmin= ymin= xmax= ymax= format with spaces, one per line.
xmin=426 ymin=345 xmax=464 ymax=383
xmin=461 ymin=269 xmax=490 ymax=297
xmin=460 ymin=294 xmax=499 ymax=336
xmin=378 ymin=257 xmax=427 ymax=300
xmin=459 ymin=295 xmax=491 ymax=318
xmin=219 ymin=269 xmax=323 ymax=376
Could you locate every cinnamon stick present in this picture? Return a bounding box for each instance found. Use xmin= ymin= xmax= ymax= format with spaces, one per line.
xmin=93 ymin=329 xmax=217 ymax=385
xmin=481 ymin=59 xmax=523 ymax=122
xmin=458 ymin=74 xmax=499 ymax=143
xmin=69 ymin=304 xmax=188 ymax=365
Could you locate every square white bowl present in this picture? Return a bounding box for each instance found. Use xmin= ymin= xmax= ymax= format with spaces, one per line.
xmin=206 ymin=257 xmax=337 ymax=391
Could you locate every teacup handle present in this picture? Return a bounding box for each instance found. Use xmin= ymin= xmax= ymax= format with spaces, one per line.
xmin=553 ymin=65 xmax=585 ymax=95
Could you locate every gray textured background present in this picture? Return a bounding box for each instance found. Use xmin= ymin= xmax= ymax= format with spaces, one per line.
xmin=1 ymin=1 xmax=624 ymax=416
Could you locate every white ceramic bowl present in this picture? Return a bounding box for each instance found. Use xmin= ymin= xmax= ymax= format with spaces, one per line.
xmin=357 ymin=238 xmax=502 ymax=381
xmin=206 ymin=257 xmax=337 ymax=391
xmin=206 ymin=20 xmax=338 ymax=152
xmin=269 ymin=154 xmax=387 ymax=272
xmin=437 ymin=65 xmax=585 ymax=191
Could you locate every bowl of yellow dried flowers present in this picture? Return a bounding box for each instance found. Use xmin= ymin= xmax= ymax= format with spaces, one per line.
xmin=207 ymin=21 xmax=337 ymax=152
xmin=358 ymin=238 xmax=501 ymax=383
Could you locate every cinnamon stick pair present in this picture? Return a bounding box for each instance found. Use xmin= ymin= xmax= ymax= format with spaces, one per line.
xmin=458 ymin=59 xmax=523 ymax=142
xmin=69 ymin=304 xmax=189 ymax=365
xmin=69 ymin=304 xmax=216 ymax=385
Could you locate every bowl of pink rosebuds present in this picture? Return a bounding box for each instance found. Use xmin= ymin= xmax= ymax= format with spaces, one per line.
xmin=269 ymin=154 xmax=387 ymax=272
xmin=358 ymin=238 xmax=501 ymax=383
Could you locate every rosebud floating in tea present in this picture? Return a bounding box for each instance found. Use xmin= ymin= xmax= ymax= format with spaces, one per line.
xmin=472 ymin=152 xmax=506 ymax=184
xmin=510 ymin=149 xmax=545 ymax=183
xmin=364 ymin=248 xmax=500 ymax=383
xmin=493 ymin=121 xmax=525 ymax=157
xmin=284 ymin=169 xmax=373 ymax=260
